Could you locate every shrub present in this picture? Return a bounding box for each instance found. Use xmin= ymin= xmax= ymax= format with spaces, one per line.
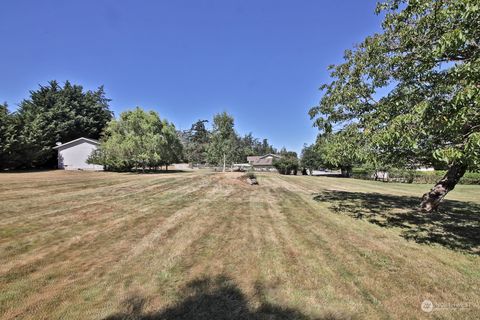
xmin=273 ymin=157 xmax=299 ymax=175
xmin=351 ymin=168 xmax=480 ymax=185
xmin=245 ymin=172 xmax=256 ymax=180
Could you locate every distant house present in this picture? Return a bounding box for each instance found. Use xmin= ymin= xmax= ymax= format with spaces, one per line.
xmin=247 ymin=154 xmax=281 ymax=171
xmin=53 ymin=137 xmax=103 ymax=171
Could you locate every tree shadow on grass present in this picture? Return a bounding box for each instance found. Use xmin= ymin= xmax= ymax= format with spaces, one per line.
xmin=313 ymin=191 xmax=480 ymax=254
xmin=104 ymin=275 xmax=350 ymax=320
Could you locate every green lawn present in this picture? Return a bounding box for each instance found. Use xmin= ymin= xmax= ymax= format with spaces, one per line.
xmin=0 ymin=171 xmax=479 ymax=319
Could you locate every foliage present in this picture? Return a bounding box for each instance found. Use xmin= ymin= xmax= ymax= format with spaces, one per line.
xmin=88 ymin=107 xmax=183 ymax=171
xmin=239 ymin=134 xmax=276 ymax=158
xmin=314 ymin=125 xmax=367 ymax=176
xmin=273 ymin=153 xmax=299 ymax=175
xmin=352 ymin=168 xmax=480 ymax=185
xmin=300 ymin=144 xmax=322 ymax=174
xmin=309 ymin=0 xmax=480 ymax=207
xmin=310 ymin=0 xmax=480 ymax=170
xmin=206 ymin=112 xmax=240 ymax=168
xmin=2 ymin=81 xmax=113 ymax=169
xmin=178 ymin=112 xmax=277 ymax=168
xmin=182 ymin=117 xmax=276 ymax=167
xmin=0 ymin=103 xmax=18 ymax=169
xmin=182 ymin=120 xmax=210 ymax=165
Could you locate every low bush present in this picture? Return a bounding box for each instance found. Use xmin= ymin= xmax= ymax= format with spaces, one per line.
xmin=414 ymin=171 xmax=480 ymax=185
xmin=273 ymin=157 xmax=299 ymax=175
xmin=245 ymin=172 xmax=257 ymax=180
xmin=351 ymin=168 xmax=480 ymax=185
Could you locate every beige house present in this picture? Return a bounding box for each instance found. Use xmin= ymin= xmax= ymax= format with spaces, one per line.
xmin=246 ymin=154 xmax=281 ymax=171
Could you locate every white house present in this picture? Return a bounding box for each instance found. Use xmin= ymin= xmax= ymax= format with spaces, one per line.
xmin=53 ymin=137 xmax=103 ymax=171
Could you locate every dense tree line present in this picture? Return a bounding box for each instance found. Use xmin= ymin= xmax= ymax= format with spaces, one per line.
xmin=181 ymin=112 xmax=276 ymax=170
xmin=1 ymin=82 xmax=276 ymax=173
xmin=309 ymin=0 xmax=480 ymax=210
xmin=0 ymin=81 xmax=113 ymax=169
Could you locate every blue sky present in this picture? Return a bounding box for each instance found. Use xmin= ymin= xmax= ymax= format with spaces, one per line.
xmin=0 ymin=0 xmax=381 ymax=153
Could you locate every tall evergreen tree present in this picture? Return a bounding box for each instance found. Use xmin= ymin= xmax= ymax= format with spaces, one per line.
xmin=183 ymin=120 xmax=210 ymax=165
xmin=14 ymin=81 xmax=113 ymax=168
xmin=0 ymin=103 xmax=18 ymax=169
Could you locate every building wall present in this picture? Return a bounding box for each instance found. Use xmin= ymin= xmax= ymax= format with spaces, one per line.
xmin=253 ymin=166 xmax=277 ymax=172
xmin=58 ymin=141 xmax=103 ymax=170
xmin=172 ymin=163 xmax=190 ymax=170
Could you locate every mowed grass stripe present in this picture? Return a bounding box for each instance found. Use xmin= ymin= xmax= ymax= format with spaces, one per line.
xmin=44 ymin=175 xmax=247 ymax=319
xmin=0 ymin=174 xmax=197 ymax=265
xmin=0 ymin=174 xmax=213 ymax=318
xmin=0 ymin=171 xmax=479 ymax=319
xmin=273 ymin=175 xmax=480 ymax=319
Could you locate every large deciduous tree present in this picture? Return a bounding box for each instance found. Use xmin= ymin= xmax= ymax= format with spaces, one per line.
xmin=309 ymin=0 xmax=480 ymax=211
xmin=207 ymin=112 xmax=239 ymax=171
xmin=300 ymin=144 xmax=323 ymax=175
xmin=315 ymin=126 xmax=367 ymax=177
xmin=89 ymin=107 xmax=183 ymax=171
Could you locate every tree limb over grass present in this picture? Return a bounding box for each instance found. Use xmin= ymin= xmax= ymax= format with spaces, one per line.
xmin=309 ymin=0 xmax=480 ymax=211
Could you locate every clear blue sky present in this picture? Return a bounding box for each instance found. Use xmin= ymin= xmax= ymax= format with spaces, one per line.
xmin=0 ymin=0 xmax=381 ymax=153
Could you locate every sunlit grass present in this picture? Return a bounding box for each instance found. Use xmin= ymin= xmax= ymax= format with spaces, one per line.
xmin=0 ymin=171 xmax=479 ymax=319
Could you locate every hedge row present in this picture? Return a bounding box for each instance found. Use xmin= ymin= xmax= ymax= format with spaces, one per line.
xmin=351 ymin=169 xmax=480 ymax=185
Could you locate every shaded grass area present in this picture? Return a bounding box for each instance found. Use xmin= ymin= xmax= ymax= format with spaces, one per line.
xmin=105 ymin=275 xmax=339 ymax=320
xmin=313 ymin=191 xmax=480 ymax=254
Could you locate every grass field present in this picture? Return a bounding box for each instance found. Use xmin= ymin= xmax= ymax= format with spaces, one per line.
xmin=1 ymin=171 xmax=479 ymax=319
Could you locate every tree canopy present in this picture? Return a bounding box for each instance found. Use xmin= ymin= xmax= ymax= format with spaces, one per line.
xmin=315 ymin=126 xmax=367 ymax=177
xmin=300 ymin=144 xmax=323 ymax=175
xmin=274 ymin=150 xmax=299 ymax=175
xmin=1 ymin=81 xmax=113 ymax=169
xmin=309 ymin=0 xmax=480 ymax=210
xmin=0 ymin=103 xmax=18 ymax=168
xmin=207 ymin=112 xmax=238 ymax=170
xmin=182 ymin=120 xmax=210 ymax=165
xmin=88 ymin=107 xmax=183 ymax=171
xmin=204 ymin=112 xmax=276 ymax=170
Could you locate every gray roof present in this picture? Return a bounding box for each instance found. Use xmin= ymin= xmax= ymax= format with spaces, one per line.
xmin=247 ymin=154 xmax=281 ymax=166
xmin=53 ymin=137 xmax=100 ymax=149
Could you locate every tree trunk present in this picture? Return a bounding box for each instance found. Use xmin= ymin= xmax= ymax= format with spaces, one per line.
xmin=340 ymin=166 xmax=352 ymax=177
xmin=420 ymin=164 xmax=467 ymax=212
xmin=223 ymin=153 xmax=226 ymax=172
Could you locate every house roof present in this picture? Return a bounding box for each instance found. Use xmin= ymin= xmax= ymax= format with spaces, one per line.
xmin=259 ymin=154 xmax=281 ymax=159
xmin=53 ymin=137 xmax=100 ymax=149
xmin=247 ymin=154 xmax=281 ymax=166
